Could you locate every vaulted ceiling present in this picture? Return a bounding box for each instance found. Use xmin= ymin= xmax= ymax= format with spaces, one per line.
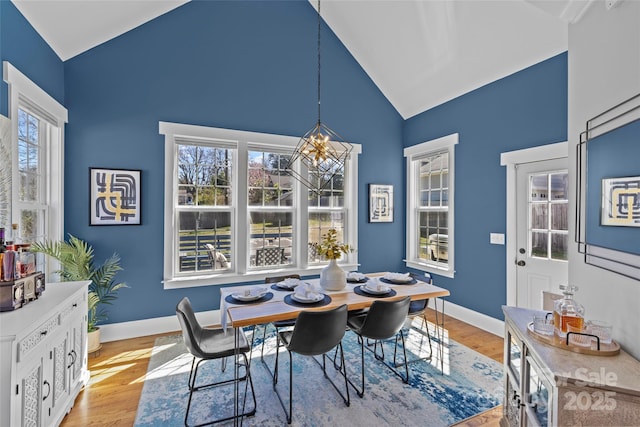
xmin=12 ymin=0 xmax=593 ymax=119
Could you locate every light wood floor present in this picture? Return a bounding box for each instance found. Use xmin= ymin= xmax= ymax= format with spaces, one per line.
xmin=60 ymin=309 xmax=505 ymax=427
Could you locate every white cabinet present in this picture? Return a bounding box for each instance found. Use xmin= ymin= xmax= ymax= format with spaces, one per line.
xmin=501 ymin=306 xmax=640 ymax=427
xmin=1 ymin=281 xmax=90 ymax=427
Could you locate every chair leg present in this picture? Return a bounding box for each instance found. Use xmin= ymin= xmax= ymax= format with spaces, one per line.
xmin=345 ymin=334 xmax=366 ymax=398
xmin=184 ymin=353 xmax=257 ymax=427
xmin=272 ymin=345 xmax=292 ymax=424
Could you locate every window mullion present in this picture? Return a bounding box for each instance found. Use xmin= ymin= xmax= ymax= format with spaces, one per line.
xmin=236 ymin=142 xmax=248 ymax=273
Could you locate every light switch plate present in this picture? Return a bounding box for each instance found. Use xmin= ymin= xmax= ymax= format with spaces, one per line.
xmin=490 ymin=233 xmax=505 ymax=245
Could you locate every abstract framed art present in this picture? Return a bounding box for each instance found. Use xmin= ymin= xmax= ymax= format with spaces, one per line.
xmin=369 ymin=184 xmax=393 ymax=223
xmin=90 ymin=168 xmax=141 ymax=225
xmin=601 ymin=176 xmax=640 ymax=227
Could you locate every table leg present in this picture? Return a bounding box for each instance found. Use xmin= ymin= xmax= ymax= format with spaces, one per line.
xmin=234 ymin=326 xmax=239 ymax=426
xmin=432 ymin=297 xmax=446 ymax=374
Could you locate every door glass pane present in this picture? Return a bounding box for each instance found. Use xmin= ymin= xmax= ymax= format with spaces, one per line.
xmin=178 ymin=211 xmax=231 ymax=273
xmin=551 ymin=203 xmax=568 ymax=231
xmin=530 ymin=175 xmax=548 ymax=201
xmin=550 ymin=172 xmax=568 ymax=200
xmin=550 ymin=233 xmax=568 ymax=261
xmin=531 ymin=231 xmax=548 ymax=258
xmin=530 ymin=204 xmax=548 ymax=229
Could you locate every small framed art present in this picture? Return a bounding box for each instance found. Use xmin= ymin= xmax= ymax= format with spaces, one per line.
xmin=90 ymin=168 xmax=141 ymax=225
xmin=369 ymin=184 xmax=393 ymax=223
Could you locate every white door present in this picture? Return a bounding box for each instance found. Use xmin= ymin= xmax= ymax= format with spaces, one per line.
xmin=515 ymin=158 xmax=569 ymax=310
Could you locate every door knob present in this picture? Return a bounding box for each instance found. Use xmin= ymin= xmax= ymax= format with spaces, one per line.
xmin=516 ymin=260 xmax=526 ymax=266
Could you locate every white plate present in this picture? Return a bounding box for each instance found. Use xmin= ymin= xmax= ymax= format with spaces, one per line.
xmin=361 ymin=285 xmax=391 ymax=295
xmin=291 ymin=293 xmax=324 ymax=303
xmin=276 ymin=281 xmax=300 ymax=290
xmin=231 ymin=292 xmax=266 ymax=302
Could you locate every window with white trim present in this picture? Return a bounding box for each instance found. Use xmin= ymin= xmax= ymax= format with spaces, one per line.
xmin=404 ymin=133 xmax=458 ymax=277
xmin=160 ymin=122 xmax=360 ymax=289
xmin=3 ymin=62 xmax=67 ymax=279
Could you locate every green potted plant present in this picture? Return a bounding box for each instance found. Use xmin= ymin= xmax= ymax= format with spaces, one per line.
xmin=31 ymin=234 xmax=128 ymax=352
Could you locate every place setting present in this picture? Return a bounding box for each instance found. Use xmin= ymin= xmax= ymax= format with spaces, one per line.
xmin=284 ymin=281 xmax=331 ymax=307
xmin=378 ymin=272 xmax=417 ymax=285
xmin=270 ymin=277 xmax=302 ymax=292
xmin=346 ymin=271 xmax=369 ymax=283
xmin=224 ymin=286 xmax=273 ymax=305
xmin=354 ymin=277 xmax=397 ymax=298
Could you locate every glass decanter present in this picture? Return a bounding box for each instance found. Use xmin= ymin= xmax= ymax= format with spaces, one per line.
xmin=553 ymin=284 xmax=585 ymax=337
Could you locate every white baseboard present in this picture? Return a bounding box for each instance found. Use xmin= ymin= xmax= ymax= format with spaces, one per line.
xmin=438 ymin=298 xmax=504 ymax=337
xmin=99 ymin=310 xmax=221 ymax=343
xmin=100 ymin=301 xmax=504 ymax=343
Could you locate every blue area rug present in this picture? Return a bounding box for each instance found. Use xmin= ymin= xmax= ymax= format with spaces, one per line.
xmin=134 ymin=319 xmax=502 ymax=426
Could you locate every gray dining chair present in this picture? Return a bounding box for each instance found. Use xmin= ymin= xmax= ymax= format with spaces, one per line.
xmin=346 ymin=296 xmax=411 ymax=397
xmin=176 ymin=297 xmax=256 ymax=426
xmin=272 ymin=304 xmax=350 ymax=424
xmin=398 ymin=272 xmax=434 ymax=365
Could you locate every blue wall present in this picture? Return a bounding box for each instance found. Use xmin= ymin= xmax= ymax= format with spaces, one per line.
xmin=3 ymin=0 xmax=570 ymax=325
xmin=403 ymin=52 xmax=568 ymax=319
xmin=63 ymin=0 xmax=403 ymax=322
xmin=0 ymin=1 xmax=65 ymax=116
xmin=586 ymin=119 xmax=640 ymax=254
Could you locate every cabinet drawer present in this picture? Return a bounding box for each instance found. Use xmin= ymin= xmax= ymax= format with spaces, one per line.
xmin=60 ymin=293 xmax=85 ymax=323
xmin=18 ymin=314 xmax=60 ymax=362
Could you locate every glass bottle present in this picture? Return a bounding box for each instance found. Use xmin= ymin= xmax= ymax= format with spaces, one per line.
xmin=553 ymin=284 xmax=585 ymax=337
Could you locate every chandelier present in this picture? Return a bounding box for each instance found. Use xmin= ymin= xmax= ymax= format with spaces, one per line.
xmin=286 ymin=0 xmax=353 ymax=193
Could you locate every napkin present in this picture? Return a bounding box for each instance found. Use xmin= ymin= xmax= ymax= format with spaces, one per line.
xmin=282 ymin=277 xmax=300 ymax=288
xmin=383 ymin=272 xmax=411 ymax=282
xmin=240 ymin=286 xmax=267 ymax=297
xmin=366 ymin=278 xmax=389 ymax=292
xmin=347 ymin=272 xmax=366 ymax=281
xmin=294 ymin=282 xmax=322 ymax=299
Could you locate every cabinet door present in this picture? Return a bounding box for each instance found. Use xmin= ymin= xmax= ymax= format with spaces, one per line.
xmin=523 ymin=355 xmax=552 ymax=427
xmin=16 ymin=359 xmax=43 ymax=427
xmin=504 ymin=328 xmax=525 ymax=426
xmin=69 ymin=314 xmax=86 ymax=386
xmin=49 ymin=333 xmax=70 ymax=418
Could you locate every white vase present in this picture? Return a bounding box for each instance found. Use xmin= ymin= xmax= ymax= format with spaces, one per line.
xmin=320 ymin=259 xmax=346 ymax=291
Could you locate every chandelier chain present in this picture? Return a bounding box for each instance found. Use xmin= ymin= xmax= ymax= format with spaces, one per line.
xmin=317 ymin=0 xmax=321 ymax=125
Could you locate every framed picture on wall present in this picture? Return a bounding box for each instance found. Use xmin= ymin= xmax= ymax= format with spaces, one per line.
xmin=369 ymin=184 xmax=393 ymax=223
xmin=601 ymin=176 xmax=640 ymax=227
xmin=90 ymin=168 xmax=141 ymax=225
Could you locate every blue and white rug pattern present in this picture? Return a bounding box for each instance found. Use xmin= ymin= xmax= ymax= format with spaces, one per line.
xmin=134 ymin=319 xmax=503 ymax=426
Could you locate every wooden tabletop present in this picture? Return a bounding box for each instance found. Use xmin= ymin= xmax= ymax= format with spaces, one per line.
xmin=226 ymin=277 xmax=450 ymax=328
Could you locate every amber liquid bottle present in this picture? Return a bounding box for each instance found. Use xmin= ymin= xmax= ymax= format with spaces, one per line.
xmin=553 ymin=284 xmax=585 ymax=337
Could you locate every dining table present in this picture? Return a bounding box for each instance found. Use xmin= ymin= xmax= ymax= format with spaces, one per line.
xmin=222 ymin=272 xmax=450 ymax=426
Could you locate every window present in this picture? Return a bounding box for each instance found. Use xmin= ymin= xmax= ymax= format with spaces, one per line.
xmin=404 ymin=133 xmax=458 ymax=277
xmin=3 ymin=62 xmax=67 ymax=278
xmin=529 ymin=171 xmax=568 ymax=261
xmin=160 ymin=122 xmax=360 ymax=289
xmin=308 ymin=165 xmax=347 ymax=263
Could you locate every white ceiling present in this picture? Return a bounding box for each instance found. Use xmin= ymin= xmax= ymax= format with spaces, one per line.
xmin=11 ymin=0 xmax=592 ymax=119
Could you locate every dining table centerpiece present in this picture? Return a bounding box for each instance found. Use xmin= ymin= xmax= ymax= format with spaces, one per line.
xmin=310 ymin=228 xmax=351 ymax=291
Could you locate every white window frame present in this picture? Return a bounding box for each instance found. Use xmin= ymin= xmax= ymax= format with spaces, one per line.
xmin=160 ymin=121 xmax=360 ymax=289
xmin=404 ymin=133 xmax=458 ymax=278
xmin=3 ymin=62 xmax=67 ymax=279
